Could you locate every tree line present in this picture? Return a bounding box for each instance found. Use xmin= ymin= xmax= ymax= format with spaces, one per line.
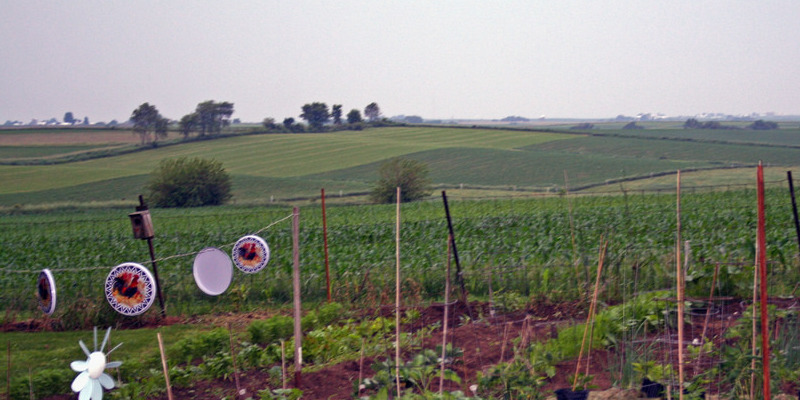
xmin=130 ymin=100 xmax=385 ymax=145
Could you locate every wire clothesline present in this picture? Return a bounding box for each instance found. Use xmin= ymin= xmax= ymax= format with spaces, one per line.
xmin=0 ymin=213 xmax=294 ymax=275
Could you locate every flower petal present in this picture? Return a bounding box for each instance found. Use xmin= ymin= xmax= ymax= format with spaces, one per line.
xmin=92 ymin=378 xmax=103 ymax=400
xmin=79 ymin=381 xmax=92 ymax=400
xmin=71 ymin=360 xmax=88 ymax=372
xmin=99 ymin=373 xmax=115 ymax=390
xmin=106 ymin=361 xmax=122 ymax=368
xmin=71 ymin=372 xmax=89 ymax=392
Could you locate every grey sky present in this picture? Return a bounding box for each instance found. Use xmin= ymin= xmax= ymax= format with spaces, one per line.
xmin=2 ymin=1 xmax=798 ymax=123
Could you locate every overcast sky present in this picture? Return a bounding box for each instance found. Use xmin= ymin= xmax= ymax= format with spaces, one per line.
xmin=2 ymin=1 xmax=798 ymax=123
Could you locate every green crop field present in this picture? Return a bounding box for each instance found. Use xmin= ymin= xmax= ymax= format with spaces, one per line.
xmin=2 ymin=124 xmax=799 ymax=209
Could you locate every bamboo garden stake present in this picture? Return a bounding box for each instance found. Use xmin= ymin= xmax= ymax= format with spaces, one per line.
xmin=395 ymin=187 xmax=402 ymax=398
xmin=676 ymin=170 xmax=685 ymax=400
xmin=157 ymin=333 xmax=174 ymax=400
xmin=757 ymin=162 xmax=770 ymax=399
xmin=573 ymin=237 xmax=607 ymax=391
xmin=439 ymin=234 xmax=452 ymax=395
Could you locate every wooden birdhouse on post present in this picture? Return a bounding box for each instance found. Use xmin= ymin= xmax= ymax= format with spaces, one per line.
xmin=129 ymin=195 xmax=166 ymax=317
xmin=129 ymin=208 xmax=154 ymax=240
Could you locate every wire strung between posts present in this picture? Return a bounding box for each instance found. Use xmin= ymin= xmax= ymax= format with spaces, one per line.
xmin=0 ymin=213 xmax=294 ymax=274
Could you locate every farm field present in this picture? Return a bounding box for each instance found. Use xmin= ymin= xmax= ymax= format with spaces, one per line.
xmin=1 ymin=124 xmax=800 ymax=208
xmin=2 ymin=124 xmax=800 ymax=399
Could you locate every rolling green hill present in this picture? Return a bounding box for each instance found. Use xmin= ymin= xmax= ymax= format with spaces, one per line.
xmin=0 ymin=125 xmax=798 ymax=207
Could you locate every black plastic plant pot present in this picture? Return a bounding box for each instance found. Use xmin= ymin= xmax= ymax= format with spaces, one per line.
xmin=640 ymin=378 xmax=665 ymax=398
xmin=554 ymin=388 xmax=589 ymax=400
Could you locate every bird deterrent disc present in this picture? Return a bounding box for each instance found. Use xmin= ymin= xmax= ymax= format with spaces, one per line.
xmin=104 ymin=263 xmax=156 ymax=316
xmin=37 ymin=268 xmax=57 ymax=315
xmin=193 ymin=247 xmax=233 ymax=295
xmin=232 ymin=235 xmax=270 ymax=273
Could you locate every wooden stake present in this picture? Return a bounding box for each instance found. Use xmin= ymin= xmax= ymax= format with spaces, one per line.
xmin=292 ymin=207 xmax=302 ymax=387
xmin=280 ymin=340 xmax=287 ymax=390
xmin=695 ymin=262 xmax=719 ymax=372
xmin=676 ymin=170 xmax=685 ymax=400
xmin=228 ymin=323 xmax=241 ymax=398
xmin=750 ymin=248 xmax=758 ymax=400
xmin=395 ymin=187 xmax=402 ymax=398
xmin=6 ymin=341 xmax=10 ymax=400
xmin=358 ymin=338 xmax=365 ymax=397
xmin=157 ymin=332 xmax=174 ymax=400
xmin=564 ymin=170 xmax=582 ymax=286
xmin=321 ymin=188 xmax=332 ymax=303
xmin=757 ymin=162 xmax=771 ymax=399
xmin=439 ymin=234 xmax=452 ymax=395
xmin=573 ymin=237 xmax=607 ymax=391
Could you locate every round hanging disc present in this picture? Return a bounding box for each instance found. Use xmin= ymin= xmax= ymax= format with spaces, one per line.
xmin=232 ymin=235 xmax=270 ymax=274
xmin=104 ymin=262 xmax=157 ymax=316
xmin=37 ymin=268 xmax=57 ymax=315
xmin=193 ymin=247 xmax=233 ymax=296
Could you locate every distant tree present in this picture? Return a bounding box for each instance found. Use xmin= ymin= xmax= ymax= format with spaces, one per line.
xmin=331 ymin=104 xmax=343 ymax=125
xmin=299 ymin=102 xmax=330 ymax=131
xmin=283 ymin=117 xmax=295 ymax=130
xmin=403 ymin=115 xmax=423 ymax=124
xmin=147 ymin=157 xmax=232 ymax=207
xmin=622 ymin=121 xmax=644 ymax=130
xmin=370 ymin=158 xmax=432 ymax=204
xmin=195 ymin=100 xmax=234 ymax=136
xmin=63 ymin=112 xmax=75 ymax=124
xmin=82 ymin=116 xmax=89 ymax=125
xmin=131 ymin=103 xmax=169 ymax=145
xmin=347 ymin=109 xmax=362 ymax=124
xmin=179 ymin=113 xmax=199 ymax=139
xmin=684 ymin=118 xmax=701 ymax=129
xmin=569 ymin=123 xmax=594 ymax=130
xmin=364 ymin=102 xmax=381 ymax=122
xmin=748 ymin=119 xmax=778 ymax=130
xmin=262 ymin=117 xmax=277 ymax=130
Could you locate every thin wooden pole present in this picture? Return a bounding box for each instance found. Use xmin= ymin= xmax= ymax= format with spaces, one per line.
xmin=358 ymin=338 xmax=365 ymax=397
xmin=695 ymin=262 xmax=719 ymax=372
xmin=280 ymin=340 xmax=287 ymax=390
xmin=750 ymin=248 xmax=758 ymax=400
xmin=292 ymin=207 xmax=302 ymax=388
xmin=439 ymin=234 xmax=453 ymax=395
xmin=757 ymin=162 xmax=771 ymax=399
xmin=138 ymin=195 xmax=166 ymax=318
xmin=395 ymin=187 xmax=402 ymax=398
xmin=676 ymin=170 xmax=685 ymax=400
xmin=157 ymin=333 xmax=174 ymax=400
xmin=321 ymin=188 xmax=332 ymax=303
xmin=564 ymin=170 xmax=582 ymax=286
xmin=573 ymin=238 xmax=607 ymax=391
xmin=6 ymin=341 xmax=10 ymax=400
xmin=228 ymin=323 xmax=241 ymax=398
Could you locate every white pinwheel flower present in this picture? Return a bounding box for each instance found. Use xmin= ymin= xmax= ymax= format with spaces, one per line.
xmin=70 ymin=327 xmax=123 ymax=400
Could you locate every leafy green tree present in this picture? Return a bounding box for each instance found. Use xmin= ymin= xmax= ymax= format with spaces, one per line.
xmin=262 ymin=117 xmax=277 ymax=130
xmin=748 ymin=119 xmax=778 ymax=130
xmin=179 ymin=113 xmax=199 ymax=139
xmin=131 ymin=103 xmax=169 ymax=145
xmin=370 ymin=158 xmax=432 ymax=203
xmin=195 ymin=100 xmax=234 ymax=136
xmin=347 ymin=109 xmax=362 ymax=124
xmin=331 ymin=104 xmax=343 ymax=125
xmin=299 ymin=102 xmax=330 ymax=131
xmin=147 ymin=157 xmax=232 ymax=207
xmin=364 ymin=102 xmax=381 ymax=122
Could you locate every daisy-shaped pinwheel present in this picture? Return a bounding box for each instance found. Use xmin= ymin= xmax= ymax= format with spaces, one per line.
xmin=70 ymin=327 xmax=123 ymax=400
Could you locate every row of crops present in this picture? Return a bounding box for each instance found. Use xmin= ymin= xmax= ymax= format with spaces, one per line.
xmin=1 ymin=185 xmax=799 ymax=328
